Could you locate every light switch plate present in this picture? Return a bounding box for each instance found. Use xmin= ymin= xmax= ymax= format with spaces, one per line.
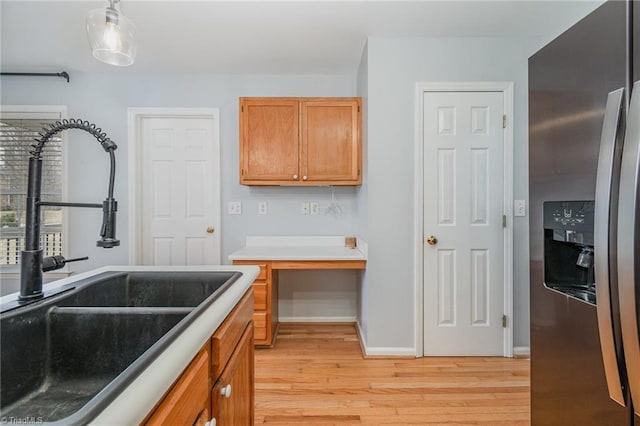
xmin=301 ymin=202 xmax=310 ymax=215
xmin=228 ymin=201 xmax=242 ymax=215
xmin=514 ymin=199 xmax=526 ymax=217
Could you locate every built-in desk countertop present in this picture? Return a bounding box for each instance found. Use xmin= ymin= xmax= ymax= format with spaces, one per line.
xmin=229 ymin=236 xmax=366 ymax=345
xmin=228 ymin=235 xmax=366 ymax=264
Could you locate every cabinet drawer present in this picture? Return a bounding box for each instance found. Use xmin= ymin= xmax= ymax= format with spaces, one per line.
xmin=144 ymin=347 xmax=210 ymax=425
xmin=256 ymin=264 xmax=268 ymax=281
xmin=232 ymin=261 xmax=268 ymax=281
xmin=253 ymin=282 xmax=267 ymax=311
xmin=212 ymin=289 xmax=254 ymax=378
xmin=253 ymin=312 xmax=267 ymax=341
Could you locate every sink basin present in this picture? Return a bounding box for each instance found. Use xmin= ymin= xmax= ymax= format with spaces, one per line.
xmin=0 ymin=270 xmax=241 ymax=424
xmin=1 ymin=306 xmax=190 ymax=421
xmin=62 ymin=271 xmax=239 ymax=308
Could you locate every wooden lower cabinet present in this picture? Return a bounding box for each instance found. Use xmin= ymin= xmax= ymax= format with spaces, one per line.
xmin=144 ymin=347 xmax=210 ymax=425
xmin=212 ymin=323 xmax=254 ymax=425
xmin=144 ymin=289 xmax=255 ymax=425
xmin=232 ymin=261 xmax=278 ymax=346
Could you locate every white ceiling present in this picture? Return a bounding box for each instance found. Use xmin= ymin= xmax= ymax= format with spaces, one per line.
xmin=0 ymin=0 xmax=603 ymax=74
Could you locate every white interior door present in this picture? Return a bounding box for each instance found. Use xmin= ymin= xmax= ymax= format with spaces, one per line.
xmin=140 ymin=116 xmax=220 ymax=265
xmin=423 ymin=91 xmax=505 ymax=356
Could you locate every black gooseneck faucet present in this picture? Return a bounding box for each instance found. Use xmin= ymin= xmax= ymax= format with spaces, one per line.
xmin=19 ymin=119 xmax=120 ymax=302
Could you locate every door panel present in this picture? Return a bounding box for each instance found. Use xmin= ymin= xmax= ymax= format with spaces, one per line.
xmin=634 ymin=0 xmax=639 ymax=85
xmin=528 ymin=1 xmax=629 ymax=423
xmin=240 ymin=99 xmax=299 ymax=182
xmin=423 ymin=91 xmax=505 ymax=356
xmin=301 ymin=100 xmax=360 ymax=182
xmin=141 ymin=116 xmax=220 ymax=265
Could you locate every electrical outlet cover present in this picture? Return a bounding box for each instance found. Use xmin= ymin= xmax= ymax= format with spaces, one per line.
xmin=258 ymin=201 xmax=268 ymax=215
xmin=310 ymin=202 xmax=319 ymax=215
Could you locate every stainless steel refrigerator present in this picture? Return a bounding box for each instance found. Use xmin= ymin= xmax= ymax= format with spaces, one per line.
xmin=529 ymin=0 xmax=640 ymax=424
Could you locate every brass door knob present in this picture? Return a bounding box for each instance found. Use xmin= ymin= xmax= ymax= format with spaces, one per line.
xmin=426 ymin=235 xmax=438 ymax=246
xmin=206 ymin=226 xmax=215 ymax=234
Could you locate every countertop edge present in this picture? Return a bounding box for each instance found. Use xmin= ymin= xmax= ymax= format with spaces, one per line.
xmin=228 ymin=254 xmax=367 ymax=261
xmin=228 ymin=248 xmax=367 ymax=262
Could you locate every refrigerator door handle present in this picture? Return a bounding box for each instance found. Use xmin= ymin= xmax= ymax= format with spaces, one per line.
xmin=618 ymin=81 xmax=640 ymax=416
xmin=594 ymin=87 xmax=626 ymax=407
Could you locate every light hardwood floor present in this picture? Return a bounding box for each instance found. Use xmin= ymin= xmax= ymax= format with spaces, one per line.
xmin=254 ymin=323 xmax=530 ymax=425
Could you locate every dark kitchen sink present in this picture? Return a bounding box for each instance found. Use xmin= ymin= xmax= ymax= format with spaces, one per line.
xmin=64 ymin=271 xmax=240 ymax=308
xmin=0 ymin=270 xmax=241 ymax=424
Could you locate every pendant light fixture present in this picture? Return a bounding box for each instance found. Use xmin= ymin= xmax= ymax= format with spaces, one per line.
xmin=86 ymin=0 xmax=136 ymax=66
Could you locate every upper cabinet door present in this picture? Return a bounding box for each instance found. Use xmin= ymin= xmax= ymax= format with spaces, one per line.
xmin=301 ymin=99 xmax=361 ymax=184
xmin=240 ymin=98 xmax=299 ymax=184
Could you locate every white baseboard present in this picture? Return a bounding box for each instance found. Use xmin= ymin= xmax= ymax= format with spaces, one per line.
xmin=355 ymin=321 xmax=416 ymax=357
xmin=513 ymin=346 xmax=530 ymax=357
xmin=279 ymin=316 xmax=356 ymax=323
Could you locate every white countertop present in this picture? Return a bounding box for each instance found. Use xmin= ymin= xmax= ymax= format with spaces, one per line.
xmin=1 ymin=265 xmax=259 ymax=425
xmin=228 ymin=236 xmax=367 ymax=261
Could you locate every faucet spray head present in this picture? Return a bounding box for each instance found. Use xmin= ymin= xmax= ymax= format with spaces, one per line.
xmin=97 ymin=198 xmax=120 ymax=248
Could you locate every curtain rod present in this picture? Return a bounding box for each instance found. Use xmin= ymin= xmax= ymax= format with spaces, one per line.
xmin=0 ymin=72 xmax=70 ymax=83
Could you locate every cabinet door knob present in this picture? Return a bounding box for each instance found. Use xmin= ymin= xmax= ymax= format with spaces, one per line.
xmin=302 ymin=175 xmax=308 ymax=180
xmin=293 ymin=174 xmax=298 ymax=179
xmin=220 ymin=384 xmax=232 ymax=398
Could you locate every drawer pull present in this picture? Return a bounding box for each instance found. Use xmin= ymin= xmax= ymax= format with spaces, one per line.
xmin=220 ymin=384 xmax=232 ymax=398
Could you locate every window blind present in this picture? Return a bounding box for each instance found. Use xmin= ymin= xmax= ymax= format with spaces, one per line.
xmin=0 ymin=118 xmax=63 ymax=265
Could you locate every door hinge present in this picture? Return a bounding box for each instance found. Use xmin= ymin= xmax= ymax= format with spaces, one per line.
xmin=502 ymin=114 xmax=507 ymax=128
xmin=502 ymin=315 xmax=508 ymax=328
xmin=502 ymin=214 xmax=507 ymax=228
xmin=358 ymin=168 xmax=361 ymax=176
xmin=241 ymin=168 xmax=244 ymax=175
xmin=358 ymin=106 xmax=361 ymax=113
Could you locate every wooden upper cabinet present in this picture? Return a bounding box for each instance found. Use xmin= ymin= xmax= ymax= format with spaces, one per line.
xmin=240 ymin=98 xmax=299 ymax=183
xmin=301 ymin=99 xmax=361 ymax=183
xmin=239 ymin=97 xmax=362 ymax=186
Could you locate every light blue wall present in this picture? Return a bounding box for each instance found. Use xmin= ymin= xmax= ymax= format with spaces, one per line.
xmin=356 ymin=41 xmax=369 ymax=341
xmin=0 ymin=73 xmax=360 ymax=311
xmin=361 ymin=36 xmax=543 ymax=349
xmin=3 ymin=35 xmax=541 ymax=347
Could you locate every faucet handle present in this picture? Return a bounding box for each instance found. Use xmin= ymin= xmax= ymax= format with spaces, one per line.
xmin=42 ymin=255 xmax=89 ymax=272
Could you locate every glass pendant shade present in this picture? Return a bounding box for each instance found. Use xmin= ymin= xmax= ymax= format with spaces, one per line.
xmin=86 ymin=4 xmax=136 ymax=66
